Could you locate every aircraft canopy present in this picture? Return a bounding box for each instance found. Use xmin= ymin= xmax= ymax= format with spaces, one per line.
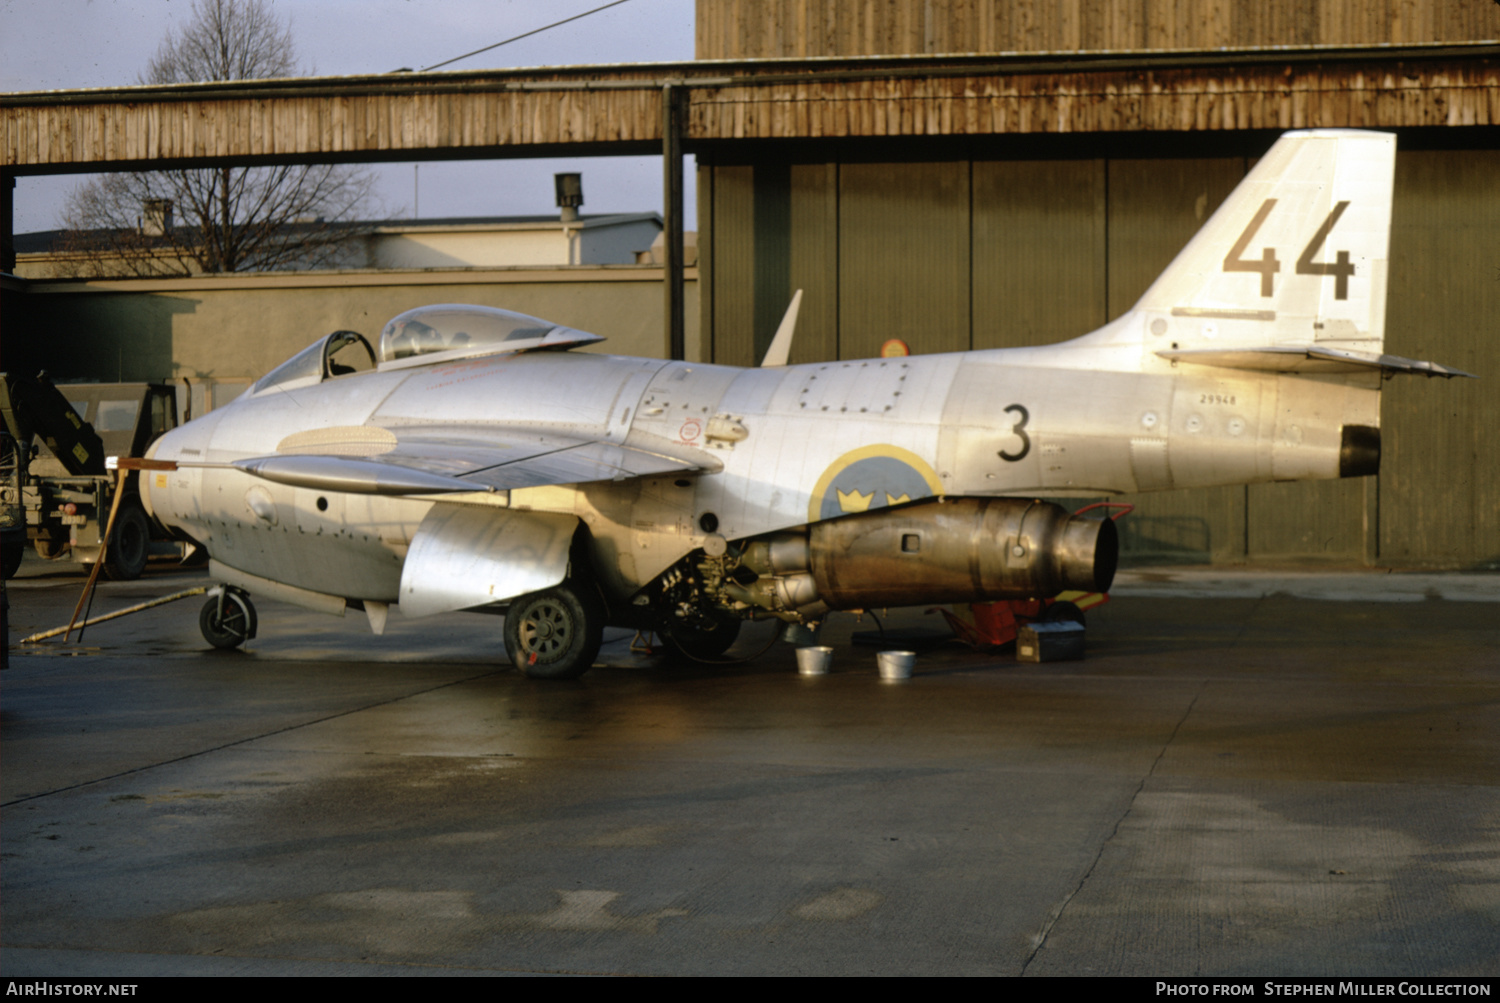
xmin=377 ymin=304 xmax=604 ymax=367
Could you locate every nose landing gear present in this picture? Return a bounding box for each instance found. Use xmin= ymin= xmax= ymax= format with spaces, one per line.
xmin=200 ymin=587 xmax=257 ymax=649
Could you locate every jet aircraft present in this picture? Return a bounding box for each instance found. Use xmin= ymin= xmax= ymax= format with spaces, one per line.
xmin=138 ymin=129 xmax=1470 ymax=677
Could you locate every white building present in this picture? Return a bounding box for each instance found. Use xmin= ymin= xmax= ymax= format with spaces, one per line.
xmin=364 ymin=212 xmax=665 ymax=268
xmin=13 ymin=211 xmax=673 ymax=279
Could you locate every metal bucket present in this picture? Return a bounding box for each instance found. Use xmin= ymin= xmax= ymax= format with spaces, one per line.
xmin=796 ymin=645 xmax=833 ymax=676
xmin=876 ymin=649 xmax=915 ymax=681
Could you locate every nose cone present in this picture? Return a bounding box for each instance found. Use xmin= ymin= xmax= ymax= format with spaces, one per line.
xmin=141 ymin=412 xmax=222 ymax=528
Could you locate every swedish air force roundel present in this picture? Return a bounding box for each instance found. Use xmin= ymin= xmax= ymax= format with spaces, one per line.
xmin=808 ymin=445 xmax=944 ymax=522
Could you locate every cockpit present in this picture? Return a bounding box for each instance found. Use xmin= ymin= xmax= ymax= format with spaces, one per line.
xmin=249 ymin=329 xmax=376 ymax=395
xmin=249 ymin=304 xmax=605 ymax=397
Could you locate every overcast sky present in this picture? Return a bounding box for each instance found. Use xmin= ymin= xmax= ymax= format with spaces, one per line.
xmin=2 ymin=0 xmax=698 ymax=233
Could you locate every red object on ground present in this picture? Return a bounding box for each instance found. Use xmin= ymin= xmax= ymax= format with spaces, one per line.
xmin=936 ymin=502 xmax=1133 ymax=649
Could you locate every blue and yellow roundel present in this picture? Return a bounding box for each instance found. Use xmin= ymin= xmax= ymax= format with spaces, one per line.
xmin=808 ymin=445 xmax=944 ymax=522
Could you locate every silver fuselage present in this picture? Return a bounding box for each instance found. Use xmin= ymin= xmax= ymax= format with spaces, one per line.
xmin=144 ymin=319 xmax=1378 ymax=609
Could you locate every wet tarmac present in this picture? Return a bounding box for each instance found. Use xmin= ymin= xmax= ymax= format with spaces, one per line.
xmin=3 ymin=556 xmax=1498 ymax=976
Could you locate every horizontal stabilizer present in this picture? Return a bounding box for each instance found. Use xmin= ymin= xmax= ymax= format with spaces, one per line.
xmin=1158 ymin=346 xmax=1476 ymax=379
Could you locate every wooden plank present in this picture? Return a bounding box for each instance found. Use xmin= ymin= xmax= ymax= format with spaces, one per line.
xmin=4 ymin=56 xmax=1499 ymax=168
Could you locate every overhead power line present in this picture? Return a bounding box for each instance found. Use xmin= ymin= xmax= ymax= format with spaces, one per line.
xmin=416 ymin=0 xmax=637 ymax=73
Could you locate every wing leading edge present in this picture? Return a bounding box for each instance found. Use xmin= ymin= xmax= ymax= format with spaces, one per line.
xmin=231 ymin=425 xmax=713 ymax=495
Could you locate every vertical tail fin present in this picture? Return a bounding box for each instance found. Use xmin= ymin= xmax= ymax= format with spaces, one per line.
xmin=1135 ymin=130 xmax=1395 ymax=358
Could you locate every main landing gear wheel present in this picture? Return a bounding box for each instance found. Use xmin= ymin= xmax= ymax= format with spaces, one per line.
xmin=200 ymin=589 xmax=257 ymax=649
xmin=504 ymin=583 xmax=604 ymax=680
xmin=102 ymin=502 xmax=151 ymax=581
xmin=661 ymin=612 xmax=742 ymax=662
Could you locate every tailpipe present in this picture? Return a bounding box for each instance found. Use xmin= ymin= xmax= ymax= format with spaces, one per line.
xmin=807 ymin=497 xmax=1117 ymax=610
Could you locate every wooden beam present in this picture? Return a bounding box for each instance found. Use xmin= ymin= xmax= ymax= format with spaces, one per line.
xmin=662 ymin=84 xmax=686 ymax=362
xmin=3 ymin=47 xmax=1496 ymax=173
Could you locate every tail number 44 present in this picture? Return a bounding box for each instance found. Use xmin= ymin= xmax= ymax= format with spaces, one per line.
xmin=1223 ymin=198 xmax=1355 ymax=300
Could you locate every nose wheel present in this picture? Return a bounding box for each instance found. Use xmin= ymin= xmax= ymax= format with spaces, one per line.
xmin=200 ymin=588 xmax=257 ymax=649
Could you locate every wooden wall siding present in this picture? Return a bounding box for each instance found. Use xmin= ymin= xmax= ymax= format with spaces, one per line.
xmin=970 ymin=159 xmax=1106 ymax=349
xmin=752 ymin=163 xmax=795 ymax=361
xmin=838 ymin=161 xmax=971 ymax=358
xmin=1379 ymin=148 xmax=1500 ymax=566
xmin=6 ymin=55 xmax=1496 ymax=170
xmin=1105 ymin=157 xmax=1244 ymax=318
xmin=707 ymin=164 xmax=759 ymax=367
xmin=696 ymin=0 xmax=1500 ymax=59
xmin=2 ymin=84 xmax=669 ymax=170
xmin=788 ymin=163 xmax=841 ymax=365
xmin=690 ymin=61 xmax=1499 ymax=143
xmin=1247 ymin=479 xmax=1372 ymax=561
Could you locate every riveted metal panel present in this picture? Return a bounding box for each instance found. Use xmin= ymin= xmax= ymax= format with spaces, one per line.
xmin=972 ymin=158 xmax=1107 ymax=350
xmin=1380 ymin=149 xmax=1500 ymax=566
xmin=838 ymin=161 xmax=970 ymax=358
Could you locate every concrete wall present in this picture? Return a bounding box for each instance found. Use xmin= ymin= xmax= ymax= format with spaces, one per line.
xmin=7 ymin=265 xmax=700 ymax=394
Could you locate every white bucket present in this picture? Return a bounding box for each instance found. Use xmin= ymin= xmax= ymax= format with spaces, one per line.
xmin=876 ymin=650 xmax=915 ymax=681
xmin=796 ymin=645 xmax=833 ymax=676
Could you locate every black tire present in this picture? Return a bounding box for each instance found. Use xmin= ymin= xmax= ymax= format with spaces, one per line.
xmin=102 ymin=502 xmax=151 ymax=581
xmin=1 ymin=540 xmax=23 ymax=580
xmin=33 ymin=538 xmax=65 ymax=560
xmin=661 ymin=611 xmax=742 ymax=662
xmin=200 ymin=592 xmax=257 ymax=649
xmin=1042 ymin=600 xmax=1086 ymax=627
xmin=503 ymin=583 xmax=604 ymax=680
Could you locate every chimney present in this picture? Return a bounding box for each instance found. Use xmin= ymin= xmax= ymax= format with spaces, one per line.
xmin=555 ymin=173 xmax=583 ymax=223
xmin=140 ymin=198 xmax=173 ymax=236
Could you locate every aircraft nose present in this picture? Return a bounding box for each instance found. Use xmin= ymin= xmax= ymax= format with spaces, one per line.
xmin=146 ymin=421 xmax=202 ymax=477
xmin=141 ymin=415 xmax=217 ymax=527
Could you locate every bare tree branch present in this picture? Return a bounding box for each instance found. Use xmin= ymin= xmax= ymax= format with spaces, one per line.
xmin=57 ymin=0 xmax=378 ymax=278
